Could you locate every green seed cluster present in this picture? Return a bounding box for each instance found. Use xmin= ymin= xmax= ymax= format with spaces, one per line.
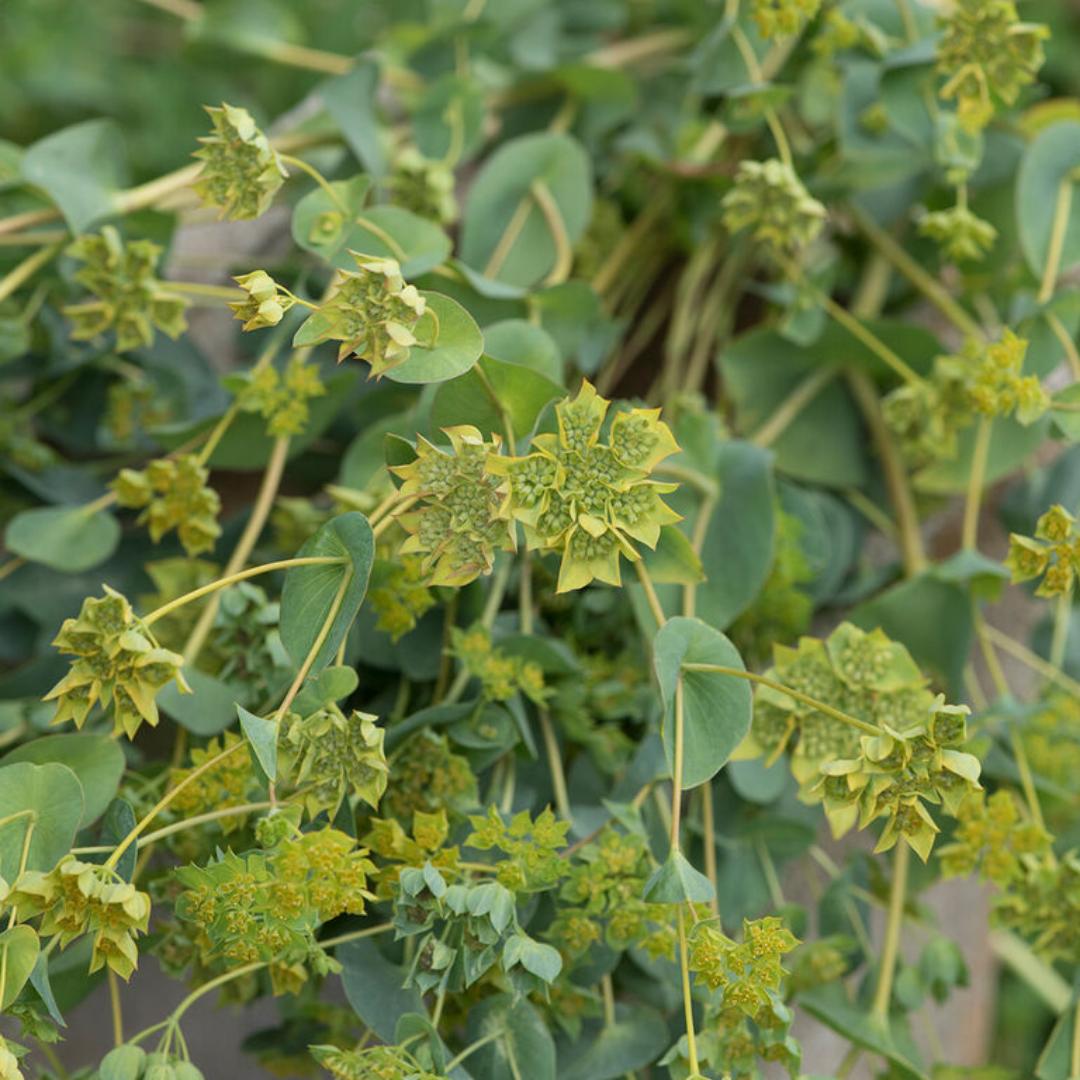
xmin=378 ymin=731 xmax=477 ymax=823
xmin=993 ymin=851 xmax=1080 ymax=963
xmin=721 ymin=159 xmax=826 ymax=263
xmin=937 ymin=0 xmax=1048 ymax=132
xmin=388 ymin=148 xmax=457 ymax=225
xmin=234 ymin=355 xmax=326 ymax=438
xmin=394 ymin=425 xmax=515 ymax=587
xmin=44 ymin=588 xmax=188 ymax=739
xmin=919 ymin=203 xmax=998 ymax=263
xmin=192 ymin=103 xmax=286 ymax=220
xmin=113 ymin=453 xmax=222 ymax=557
xmin=281 ymin=705 xmax=388 ymax=819
xmin=884 ymin=329 xmax=1047 ymax=467
xmin=1006 ymin=504 xmax=1080 ymax=597
xmin=466 ymin=806 xmax=570 ymax=892
xmin=295 ymin=253 xmax=428 ymax=376
xmin=751 ymin=0 xmax=820 ymax=40
xmin=491 ymin=381 xmax=681 ymax=593
xmin=168 ymin=732 xmax=255 ymax=835
xmin=98 ymin=1046 xmax=205 ymax=1080
xmin=206 ymin=581 xmax=291 ymax=706
xmin=450 ymin=624 xmax=548 ymax=705
xmin=175 ymin=828 xmax=375 ymax=990
xmin=63 ymin=226 xmax=187 ymax=352
xmin=4 ymin=857 xmax=152 ymax=980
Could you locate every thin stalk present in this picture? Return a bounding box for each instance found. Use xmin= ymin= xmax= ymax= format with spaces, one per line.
xmin=72 ymin=802 xmax=272 ymax=854
xmin=634 ymin=559 xmax=667 ymax=628
xmin=849 ymin=204 xmax=983 ymax=340
xmin=0 ymin=242 xmax=62 ymax=304
xmin=1039 ymin=178 xmax=1074 ymax=305
xmin=817 ymin=290 xmax=924 ymax=387
xmin=750 ymin=367 xmax=837 ymax=447
xmin=144 ymin=556 xmax=343 ymax=626
xmin=961 ymin=417 xmax=992 ymax=551
xmin=444 ymin=1030 xmax=504 ymax=1072
xmin=530 ymin=180 xmax=573 ymax=286
xmin=601 ymin=973 xmax=616 ymax=1027
xmin=1047 ymin=312 xmax=1080 ymax=379
xmin=166 ymin=280 xmax=245 ymax=301
xmin=701 ymin=783 xmax=719 ymax=916
xmin=982 ymin=623 xmax=1080 ymax=698
xmin=1050 ymin=587 xmax=1073 ymax=672
xmin=279 ymin=154 xmax=348 ymax=214
xmin=682 ymin=663 xmax=881 ymax=736
xmin=871 ymin=840 xmax=909 ymax=1026
xmin=109 ymin=971 xmax=124 ymax=1046
xmin=676 ymin=906 xmax=700 ymax=1075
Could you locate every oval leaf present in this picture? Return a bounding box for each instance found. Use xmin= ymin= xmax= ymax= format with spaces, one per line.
xmin=5 ymin=505 xmax=120 ymax=573
xmin=0 ymin=762 xmax=84 ymax=881
xmin=383 ymin=292 xmax=483 ymax=385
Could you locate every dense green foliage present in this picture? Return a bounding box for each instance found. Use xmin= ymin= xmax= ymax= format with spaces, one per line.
xmin=4 ymin=1 xmax=1080 ymax=1078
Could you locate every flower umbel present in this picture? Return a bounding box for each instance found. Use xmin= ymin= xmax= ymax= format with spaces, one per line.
xmin=63 ymin=226 xmax=187 ymax=352
xmin=1005 ymin=504 xmax=1080 ymax=597
xmin=489 ymin=381 xmax=681 ymax=592
xmin=193 ymin=103 xmax=286 ymax=220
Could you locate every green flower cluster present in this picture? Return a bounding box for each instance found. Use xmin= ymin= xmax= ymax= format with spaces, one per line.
xmin=491 ymin=381 xmax=681 ymax=592
xmin=193 ymin=103 xmax=286 ymax=220
xmin=4 ymin=857 xmax=151 ymax=980
xmin=1006 ymin=504 xmax=1080 ymax=597
xmin=741 ymin=623 xmax=981 ymax=859
xmin=751 ymin=0 xmax=820 ymax=40
xmin=364 ymin=808 xmax=459 ymax=899
xmin=686 ymin=916 xmax=801 ymax=1078
xmin=229 ymin=270 xmax=296 ymax=331
xmin=466 ymin=806 xmax=570 ymax=892
xmin=1021 ymin=693 xmax=1080 ymax=799
xmin=884 ymin=329 xmax=1047 ymax=466
xmin=939 ymin=790 xmax=1050 ymax=885
xmin=394 ymin=865 xmax=562 ymax=993
xmin=450 ymin=625 xmax=548 ymax=705
xmin=233 ymin=355 xmax=327 ymax=438
xmin=394 ymin=426 xmax=515 ymax=587
xmin=168 ymin=732 xmax=255 ymax=835
xmin=937 ymin=0 xmax=1048 ymax=132
xmin=45 ymin=588 xmax=188 ymax=739
xmin=368 ymin=555 xmax=436 ymax=641
xmin=293 ymin=254 xmax=429 ymax=377
xmin=388 ymin=148 xmax=457 ymax=225
xmin=551 ymin=825 xmax=677 ymax=961
xmin=378 ymin=731 xmax=477 ymax=823
xmin=919 ymin=203 xmax=998 ymax=263
xmin=176 ymin=828 xmax=375 ymax=991
xmin=993 ymin=851 xmax=1080 ymax=963
xmin=310 ymin=1043 xmax=439 ymax=1080
xmin=63 ymin=226 xmax=187 ymax=352
xmin=103 ymin=377 xmax=171 ymax=446
xmin=721 ymin=159 xmax=827 ymax=263
xmin=817 ymin=694 xmax=981 ymax=860
xmin=113 ymin=453 xmax=222 ymax=556
xmin=281 ymin=705 xmax=388 ymax=819
xmin=811 ymin=8 xmax=860 ymax=55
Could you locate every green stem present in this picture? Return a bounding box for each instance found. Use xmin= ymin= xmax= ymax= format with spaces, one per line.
xmin=279 ymin=154 xmax=349 ymax=215
xmin=1051 ymin=586 xmax=1073 ymax=672
xmin=750 ymin=367 xmax=837 ymax=448
xmin=444 ymin=1030 xmax=505 ymax=1072
xmin=1039 ymin=178 xmax=1074 ymax=306
xmin=0 ymin=242 xmax=62 ymax=304
xmin=871 ymin=840 xmax=909 ymax=1027
xmin=530 ymin=180 xmax=573 ymax=286
xmin=634 ymin=559 xmax=667 ymax=628
xmin=816 ymin=289 xmax=924 ymax=387
xmin=961 ymin=417 xmax=992 ymax=551
xmin=682 ymin=663 xmax=881 ymax=736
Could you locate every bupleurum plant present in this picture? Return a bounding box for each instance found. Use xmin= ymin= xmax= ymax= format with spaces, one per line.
xmin=3 ymin=1 xmax=1080 ymax=1077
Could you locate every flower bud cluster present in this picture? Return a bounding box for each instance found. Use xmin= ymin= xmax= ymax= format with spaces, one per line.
xmin=1006 ymin=504 xmax=1080 ymax=597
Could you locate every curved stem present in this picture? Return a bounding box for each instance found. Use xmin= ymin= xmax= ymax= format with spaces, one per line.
xmin=961 ymin=417 xmax=992 ymax=551
xmin=634 ymin=559 xmax=667 ymax=628
xmin=816 ymin=290 xmax=924 ymax=387
xmin=279 ymin=154 xmax=349 ymax=215
xmin=0 ymin=242 xmax=62 ymax=304
xmin=871 ymin=841 xmax=909 ymax=1027
xmin=530 ymin=180 xmax=573 ymax=286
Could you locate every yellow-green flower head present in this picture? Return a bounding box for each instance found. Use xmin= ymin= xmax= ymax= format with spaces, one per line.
xmin=310 ymin=1044 xmax=440 ymax=1080
xmin=0 ymin=1037 xmax=23 ymax=1080
xmin=1006 ymin=504 xmax=1080 ymax=597
xmin=751 ymin=0 xmax=821 ymax=40
xmin=5 ymin=856 xmax=152 ymax=980
xmin=721 ymin=159 xmax=827 ymax=263
xmin=393 ymin=425 xmax=515 ymax=587
xmin=389 ymin=147 xmax=458 ymax=225
xmin=919 ymin=203 xmax=998 ymax=263
xmin=489 ymin=381 xmax=681 ymax=593
xmin=235 ymin=355 xmax=326 ymax=438
xmin=63 ymin=226 xmax=187 ymax=352
xmin=44 ymin=587 xmax=189 ymax=739
xmin=193 ymin=103 xmax=287 ymax=220
xmin=294 ymin=253 xmax=429 ymax=377
xmin=112 ymin=453 xmax=222 ymax=556
xmin=230 ymin=270 xmax=295 ymax=331
xmin=937 ymin=0 xmax=1049 ymax=132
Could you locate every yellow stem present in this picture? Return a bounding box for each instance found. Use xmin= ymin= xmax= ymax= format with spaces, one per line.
xmin=871 ymin=841 xmax=909 ymax=1027
xmin=1039 ymin=178 xmax=1074 ymax=305
xmin=634 ymin=559 xmax=667 ymax=627
xmin=109 ymin=971 xmax=124 ymax=1046
xmin=0 ymin=242 xmax=62 ymax=304
xmin=962 ymin=417 xmax=993 ymax=551
xmin=750 ymin=367 xmax=837 ymax=447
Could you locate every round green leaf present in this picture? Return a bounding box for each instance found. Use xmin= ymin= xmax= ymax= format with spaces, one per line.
xmin=383 ymin=292 xmax=483 ymax=385
xmin=281 ymin=512 xmax=374 ymax=676
xmin=5 ymin=505 xmax=120 ymax=573
xmin=461 ymin=132 xmax=593 ymax=289
xmin=653 ymin=616 xmax=752 ymax=789
xmin=482 ymin=319 xmax=562 ymax=382
xmin=559 ymin=1005 xmax=670 ymax=1080
xmin=0 ymin=762 xmax=84 ymax=881
xmin=1016 ymin=121 xmax=1080 ymax=281
xmin=1 ymin=733 xmax=124 ymax=827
